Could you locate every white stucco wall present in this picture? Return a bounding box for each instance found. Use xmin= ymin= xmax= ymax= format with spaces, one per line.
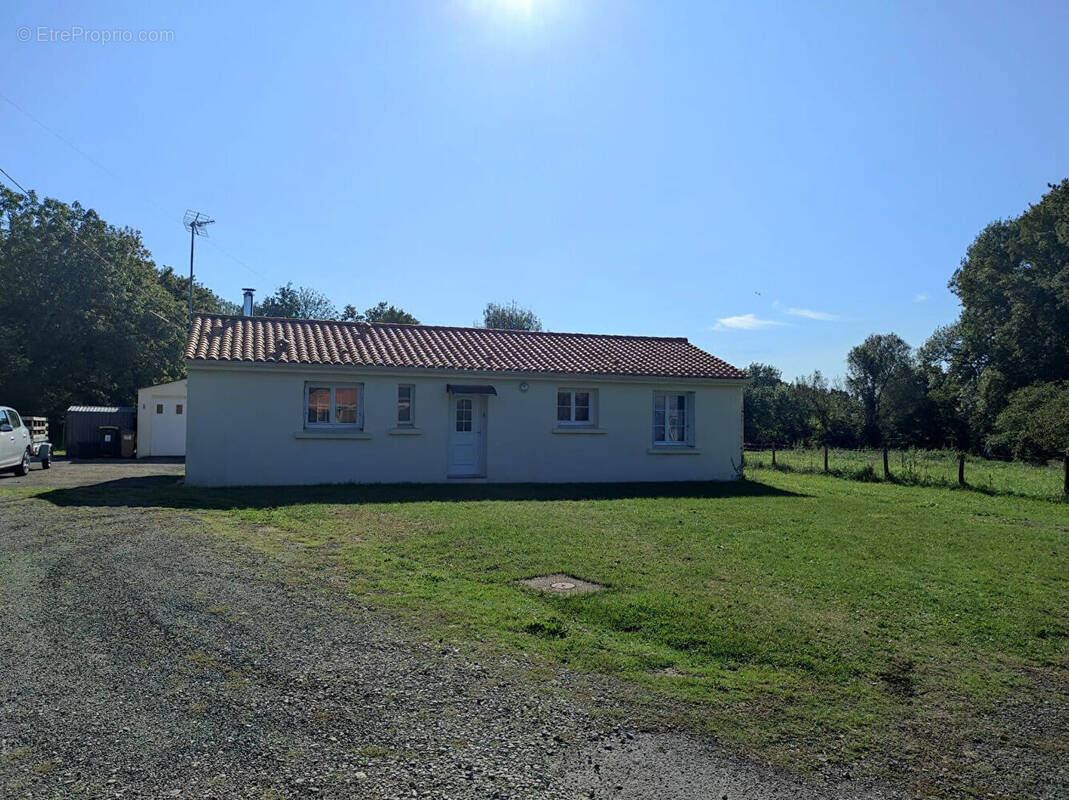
xmin=136 ymin=379 xmax=188 ymax=458
xmin=185 ymin=364 xmax=744 ymax=487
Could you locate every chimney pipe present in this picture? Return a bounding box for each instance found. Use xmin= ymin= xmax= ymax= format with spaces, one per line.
xmin=242 ymin=288 xmax=255 ymax=317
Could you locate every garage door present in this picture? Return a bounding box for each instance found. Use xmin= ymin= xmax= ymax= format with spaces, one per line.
xmin=150 ymin=396 xmax=186 ymax=456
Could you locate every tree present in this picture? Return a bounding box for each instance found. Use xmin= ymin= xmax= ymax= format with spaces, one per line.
xmin=918 ymin=323 xmax=983 ymax=452
xmin=742 ymin=363 xmax=811 ymax=446
xmin=948 ymin=180 xmax=1069 ymax=428
xmin=846 ymin=333 xmax=914 ymax=445
xmin=987 ymin=381 xmax=1069 ymax=463
xmin=480 ymin=301 xmax=542 ymax=331
xmin=341 ymin=301 xmax=419 ymax=324
xmin=157 ymin=266 xmax=240 ymax=316
xmin=257 ymin=282 xmax=338 ymax=319
xmin=0 ymin=188 xmax=186 ymax=424
xmin=794 ymin=371 xmax=857 ymax=466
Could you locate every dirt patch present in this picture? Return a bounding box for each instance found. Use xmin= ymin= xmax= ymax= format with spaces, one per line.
xmin=520 ymin=573 xmax=605 ymax=595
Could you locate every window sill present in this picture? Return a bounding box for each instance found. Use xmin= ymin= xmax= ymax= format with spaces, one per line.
xmin=647 ymin=446 xmax=700 ymax=455
xmin=388 ymin=427 xmax=423 ymax=436
xmin=294 ymin=431 xmax=371 ymax=440
xmin=551 ymin=427 xmax=607 ymax=435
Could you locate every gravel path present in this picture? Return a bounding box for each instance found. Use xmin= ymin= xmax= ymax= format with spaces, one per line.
xmin=0 ymin=462 xmax=905 ymax=799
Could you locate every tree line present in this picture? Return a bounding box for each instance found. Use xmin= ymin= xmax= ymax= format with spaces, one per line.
xmin=745 ymin=180 xmax=1069 ymax=464
xmin=0 ymin=186 xmax=543 ymax=426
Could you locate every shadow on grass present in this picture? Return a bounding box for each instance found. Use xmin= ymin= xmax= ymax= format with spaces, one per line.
xmin=38 ymin=476 xmax=804 ymax=511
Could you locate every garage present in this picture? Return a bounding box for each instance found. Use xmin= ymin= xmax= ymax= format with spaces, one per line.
xmin=136 ymin=379 xmax=187 ymax=457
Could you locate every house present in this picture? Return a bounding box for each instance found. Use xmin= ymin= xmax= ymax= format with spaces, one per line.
xmin=183 ymin=312 xmax=747 ymax=487
xmin=136 ymin=379 xmax=188 ymax=457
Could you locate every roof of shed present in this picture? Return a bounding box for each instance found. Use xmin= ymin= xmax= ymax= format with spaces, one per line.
xmin=66 ymin=406 xmax=135 ymax=413
xmin=184 ymin=314 xmax=746 ymax=381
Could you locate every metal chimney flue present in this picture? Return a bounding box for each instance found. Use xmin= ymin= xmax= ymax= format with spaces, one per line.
xmin=242 ymin=288 xmax=255 ymax=317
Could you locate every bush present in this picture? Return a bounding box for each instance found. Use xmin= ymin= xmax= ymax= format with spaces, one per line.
xmin=988 ymin=381 xmax=1069 ymax=463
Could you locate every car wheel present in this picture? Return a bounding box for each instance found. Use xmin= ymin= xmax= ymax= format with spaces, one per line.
xmin=41 ymin=455 xmax=51 ymax=469
xmin=14 ymin=449 xmax=30 ymax=476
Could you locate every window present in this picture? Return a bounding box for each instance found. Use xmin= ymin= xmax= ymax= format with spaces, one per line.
xmin=653 ymin=392 xmax=693 ymax=445
xmin=305 ymin=383 xmax=363 ymax=428
xmin=397 ymin=385 xmax=414 ymax=426
xmin=176 ymin=404 xmax=184 ymax=415
xmin=455 ymin=398 xmax=472 ymax=432
xmin=7 ymin=410 xmax=20 ymax=428
xmin=556 ymin=389 xmax=595 ymax=426
xmin=156 ymin=403 xmax=164 ymax=414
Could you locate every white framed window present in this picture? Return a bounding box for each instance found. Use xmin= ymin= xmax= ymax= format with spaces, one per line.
xmin=156 ymin=403 xmax=164 ymax=414
xmin=455 ymin=398 xmax=473 ymax=431
xmin=176 ymin=404 xmax=184 ymax=415
xmin=397 ymin=385 xmax=414 ymax=426
xmin=305 ymin=383 xmax=363 ymax=429
xmin=653 ymin=391 xmax=693 ymax=445
xmin=556 ymin=389 xmax=596 ymax=426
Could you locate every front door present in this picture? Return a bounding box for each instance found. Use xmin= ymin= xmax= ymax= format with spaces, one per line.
xmin=448 ymin=395 xmax=486 ymax=477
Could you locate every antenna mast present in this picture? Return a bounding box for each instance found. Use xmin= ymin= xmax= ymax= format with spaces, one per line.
xmin=183 ymin=209 xmax=215 ymax=327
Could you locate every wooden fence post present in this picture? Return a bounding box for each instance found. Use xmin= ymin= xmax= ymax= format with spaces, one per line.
xmin=823 ymin=444 xmax=829 ymax=473
xmin=882 ymin=445 xmax=890 ymax=480
xmin=958 ymin=452 xmax=966 ymax=487
xmin=771 ymin=442 xmax=777 ymax=468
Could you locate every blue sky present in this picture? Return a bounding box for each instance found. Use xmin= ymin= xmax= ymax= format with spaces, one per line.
xmin=2 ymin=1 xmax=1066 ymax=380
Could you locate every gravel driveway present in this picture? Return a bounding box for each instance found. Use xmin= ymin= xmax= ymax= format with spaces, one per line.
xmin=0 ymin=462 xmax=904 ymax=799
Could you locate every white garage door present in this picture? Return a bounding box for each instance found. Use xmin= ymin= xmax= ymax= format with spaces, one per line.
xmin=150 ymin=396 xmax=186 ymax=456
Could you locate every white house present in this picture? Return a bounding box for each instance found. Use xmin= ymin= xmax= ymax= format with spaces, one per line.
xmin=136 ymin=379 xmax=188 ymax=457
xmin=183 ymin=314 xmax=747 ymax=487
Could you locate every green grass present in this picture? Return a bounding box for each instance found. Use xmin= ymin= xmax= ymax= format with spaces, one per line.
xmin=16 ymin=470 xmax=1069 ymax=797
xmin=747 ymin=447 xmax=1066 ymax=501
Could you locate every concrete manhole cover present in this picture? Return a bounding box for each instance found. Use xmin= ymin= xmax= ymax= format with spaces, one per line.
xmin=519 ymin=573 xmax=603 ymax=595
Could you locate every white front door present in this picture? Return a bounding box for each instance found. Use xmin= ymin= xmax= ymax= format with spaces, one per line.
xmin=150 ymin=395 xmax=187 ymax=456
xmin=448 ymin=395 xmax=486 ymax=477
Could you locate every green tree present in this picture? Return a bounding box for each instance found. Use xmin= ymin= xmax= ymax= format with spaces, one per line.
xmin=794 ymin=371 xmax=858 ymax=456
xmin=0 ymin=189 xmax=185 ymax=423
xmin=987 ymin=381 xmax=1069 ymax=463
xmin=480 ymin=301 xmax=542 ymax=331
xmin=257 ymin=282 xmax=338 ymax=319
xmin=846 ymin=333 xmax=914 ymax=445
xmin=743 ymin=363 xmax=802 ymax=445
xmin=948 ymin=180 xmax=1069 ymax=428
xmin=157 ymin=266 xmax=240 ymax=317
xmin=342 ymin=301 xmax=419 ymax=324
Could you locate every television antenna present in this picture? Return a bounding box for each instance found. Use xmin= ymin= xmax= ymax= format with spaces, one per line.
xmin=183 ymin=209 xmax=215 ymax=326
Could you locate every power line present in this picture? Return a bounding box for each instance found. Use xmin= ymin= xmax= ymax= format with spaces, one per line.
xmin=0 ymin=166 xmax=29 ymax=194
xmin=1 ymin=92 xmax=267 ymax=281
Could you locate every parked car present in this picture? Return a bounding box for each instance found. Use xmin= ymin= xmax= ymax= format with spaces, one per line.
xmin=0 ymin=407 xmax=51 ymax=475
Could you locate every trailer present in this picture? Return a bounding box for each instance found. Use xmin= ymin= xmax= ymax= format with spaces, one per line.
xmin=24 ymin=416 xmax=53 ymax=468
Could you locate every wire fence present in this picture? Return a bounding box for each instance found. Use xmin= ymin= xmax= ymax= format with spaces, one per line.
xmin=743 ymin=444 xmax=1068 ymax=502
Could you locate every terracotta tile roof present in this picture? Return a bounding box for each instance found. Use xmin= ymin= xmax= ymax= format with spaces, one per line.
xmin=185 ymin=314 xmax=746 ymax=380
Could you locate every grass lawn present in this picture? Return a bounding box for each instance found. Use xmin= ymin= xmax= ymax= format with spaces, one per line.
xmin=746 ymin=447 xmax=1067 ymax=501
xmin=27 ymin=468 xmax=1069 ymax=797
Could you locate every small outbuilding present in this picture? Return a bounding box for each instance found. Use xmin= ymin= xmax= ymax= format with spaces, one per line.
xmin=137 ymin=379 xmax=188 ymax=457
xmin=64 ymin=406 xmax=136 ymax=459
